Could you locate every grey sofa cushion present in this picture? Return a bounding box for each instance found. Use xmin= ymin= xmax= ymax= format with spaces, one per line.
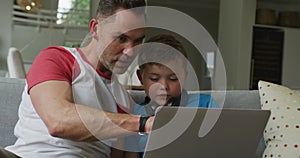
xmin=0 ymin=77 xmax=25 ymax=147
xmin=212 ymin=90 xmax=261 ymax=109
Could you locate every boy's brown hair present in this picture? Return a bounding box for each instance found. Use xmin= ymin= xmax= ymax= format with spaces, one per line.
xmin=138 ymin=34 xmax=188 ymax=71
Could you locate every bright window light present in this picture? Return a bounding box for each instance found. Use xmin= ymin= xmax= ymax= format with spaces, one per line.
xmin=206 ymin=51 xmax=215 ymax=77
xmin=57 ymin=0 xmax=72 ymax=24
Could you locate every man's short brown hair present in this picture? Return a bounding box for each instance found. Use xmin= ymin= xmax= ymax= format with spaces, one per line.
xmin=96 ymin=0 xmax=146 ymax=18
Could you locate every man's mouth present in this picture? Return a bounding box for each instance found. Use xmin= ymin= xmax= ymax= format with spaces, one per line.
xmin=115 ymin=55 xmax=134 ymax=67
xmin=115 ymin=59 xmax=131 ymax=67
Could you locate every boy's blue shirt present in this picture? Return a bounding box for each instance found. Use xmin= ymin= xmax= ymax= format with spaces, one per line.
xmin=126 ymin=93 xmax=219 ymax=154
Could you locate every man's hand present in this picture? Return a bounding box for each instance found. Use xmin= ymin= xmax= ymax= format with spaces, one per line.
xmin=145 ymin=116 xmax=154 ymax=134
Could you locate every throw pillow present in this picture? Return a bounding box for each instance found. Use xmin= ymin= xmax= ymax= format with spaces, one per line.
xmin=258 ymin=80 xmax=300 ymax=158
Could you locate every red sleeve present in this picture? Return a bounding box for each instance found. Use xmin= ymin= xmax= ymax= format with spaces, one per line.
xmin=26 ymin=46 xmax=80 ymax=93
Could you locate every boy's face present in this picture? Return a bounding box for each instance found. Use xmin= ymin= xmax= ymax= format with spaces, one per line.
xmin=139 ymin=62 xmax=186 ymax=106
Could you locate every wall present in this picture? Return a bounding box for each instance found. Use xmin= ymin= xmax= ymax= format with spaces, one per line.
xmin=11 ymin=25 xmax=89 ymax=64
xmin=6 ymin=0 xmax=221 ymax=89
xmin=256 ymin=0 xmax=300 ymax=12
xmin=218 ymin=0 xmax=256 ymax=90
xmin=218 ymin=0 xmax=300 ymax=90
xmin=91 ymin=0 xmax=220 ymax=42
xmin=91 ymin=0 xmax=100 ymax=18
xmin=146 ymin=0 xmax=220 ymax=90
xmin=8 ymin=0 xmax=298 ymax=90
xmin=0 ymin=0 xmax=78 ymax=72
xmin=255 ymin=0 xmax=300 ymax=89
xmin=41 ymin=0 xmax=58 ymax=10
xmin=148 ymin=0 xmax=219 ymax=41
xmin=0 ymin=1 xmax=13 ymax=70
xmin=282 ymin=28 xmax=300 ymax=88
xmin=11 ymin=0 xmax=89 ymax=68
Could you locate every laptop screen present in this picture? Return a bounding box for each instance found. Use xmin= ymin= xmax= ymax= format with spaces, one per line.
xmin=143 ymin=107 xmax=270 ymax=158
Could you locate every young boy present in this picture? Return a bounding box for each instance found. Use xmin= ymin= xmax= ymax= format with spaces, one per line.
xmin=124 ymin=34 xmax=218 ymax=158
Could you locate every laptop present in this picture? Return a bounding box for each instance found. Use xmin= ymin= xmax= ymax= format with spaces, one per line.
xmin=143 ymin=107 xmax=270 ymax=158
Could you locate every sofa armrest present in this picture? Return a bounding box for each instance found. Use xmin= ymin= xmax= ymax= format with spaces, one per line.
xmin=0 ymin=77 xmax=25 ymax=147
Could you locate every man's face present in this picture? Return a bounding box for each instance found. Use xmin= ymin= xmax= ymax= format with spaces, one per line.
xmin=96 ymin=8 xmax=145 ymax=74
xmin=140 ymin=62 xmax=186 ymax=106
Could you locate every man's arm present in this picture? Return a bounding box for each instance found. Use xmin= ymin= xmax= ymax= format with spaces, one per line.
xmin=30 ymin=80 xmax=153 ymax=141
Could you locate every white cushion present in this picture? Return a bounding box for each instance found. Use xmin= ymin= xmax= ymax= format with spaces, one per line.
xmin=258 ymin=80 xmax=300 ymax=158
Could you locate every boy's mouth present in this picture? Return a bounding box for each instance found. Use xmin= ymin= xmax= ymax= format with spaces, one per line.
xmin=157 ymin=93 xmax=168 ymax=96
xmin=156 ymin=94 xmax=169 ymax=100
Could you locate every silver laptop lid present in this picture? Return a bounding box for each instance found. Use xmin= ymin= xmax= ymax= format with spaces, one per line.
xmin=143 ymin=107 xmax=270 ymax=158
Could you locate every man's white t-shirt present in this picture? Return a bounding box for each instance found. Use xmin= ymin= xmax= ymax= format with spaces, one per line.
xmin=6 ymin=47 xmax=131 ymax=158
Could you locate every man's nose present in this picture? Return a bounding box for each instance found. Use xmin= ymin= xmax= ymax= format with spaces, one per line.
xmin=122 ymin=41 xmax=137 ymax=56
xmin=122 ymin=47 xmax=135 ymax=57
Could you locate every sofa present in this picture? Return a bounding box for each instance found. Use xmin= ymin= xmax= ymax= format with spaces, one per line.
xmin=0 ymin=77 xmax=265 ymax=157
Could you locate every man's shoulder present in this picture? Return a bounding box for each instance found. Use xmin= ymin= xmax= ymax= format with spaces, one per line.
xmin=41 ymin=46 xmax=73 ymax=55
xmin=42 ymin=46 xmax=72 ymax=51
xmin=37 ymin=46 xmax=76 ymax=63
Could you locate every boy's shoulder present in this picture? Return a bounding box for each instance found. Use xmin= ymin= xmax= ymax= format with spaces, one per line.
xmin=187 ymin=93 xmax=216 ymax=108
xmin=188 ymin=93 xmax=212 ymax=100
xmin=133 ymin=102 xmax=148 ymax=115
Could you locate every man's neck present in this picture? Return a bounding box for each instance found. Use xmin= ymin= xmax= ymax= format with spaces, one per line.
xmin=79 ymin=46 xmax=112 ymax=78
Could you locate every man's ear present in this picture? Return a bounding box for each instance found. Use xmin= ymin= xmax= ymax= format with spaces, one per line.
xmin=89 ymin=19 xmax=98 ymax=39
xmin=136 ymin=69 xmax=143 ymax=85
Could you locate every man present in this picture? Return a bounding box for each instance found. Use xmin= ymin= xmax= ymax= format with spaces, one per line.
xmin=1 ymin=0 xmax=153 ymax=157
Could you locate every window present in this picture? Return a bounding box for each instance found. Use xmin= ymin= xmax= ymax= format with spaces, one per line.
xmin=57 ymin=0 xmax=90 ymax=25
xmin=205 ymin=51 xmax=215 ymax=77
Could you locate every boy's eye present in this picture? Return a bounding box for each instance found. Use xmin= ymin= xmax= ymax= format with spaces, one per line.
xmin=170 ymin=78 xmax=178 ymax=81
xmin=169 ymin=76 xmax=178 ymax=81
xmin=150 ymin=77 xmax=159 ymax=81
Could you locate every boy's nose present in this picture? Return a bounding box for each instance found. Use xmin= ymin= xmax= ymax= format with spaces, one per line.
xmin=159 ymin=80 xmax=169 ymax=90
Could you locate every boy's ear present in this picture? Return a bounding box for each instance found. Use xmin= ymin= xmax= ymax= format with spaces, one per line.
xmin=136 ymin=69 xmax=143 ymax=85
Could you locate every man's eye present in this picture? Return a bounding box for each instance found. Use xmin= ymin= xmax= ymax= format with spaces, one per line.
xmin=117 ymin=36 xmax=128 ymax=43
xmin=134 ymin=38 xmax=144 ymax=45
